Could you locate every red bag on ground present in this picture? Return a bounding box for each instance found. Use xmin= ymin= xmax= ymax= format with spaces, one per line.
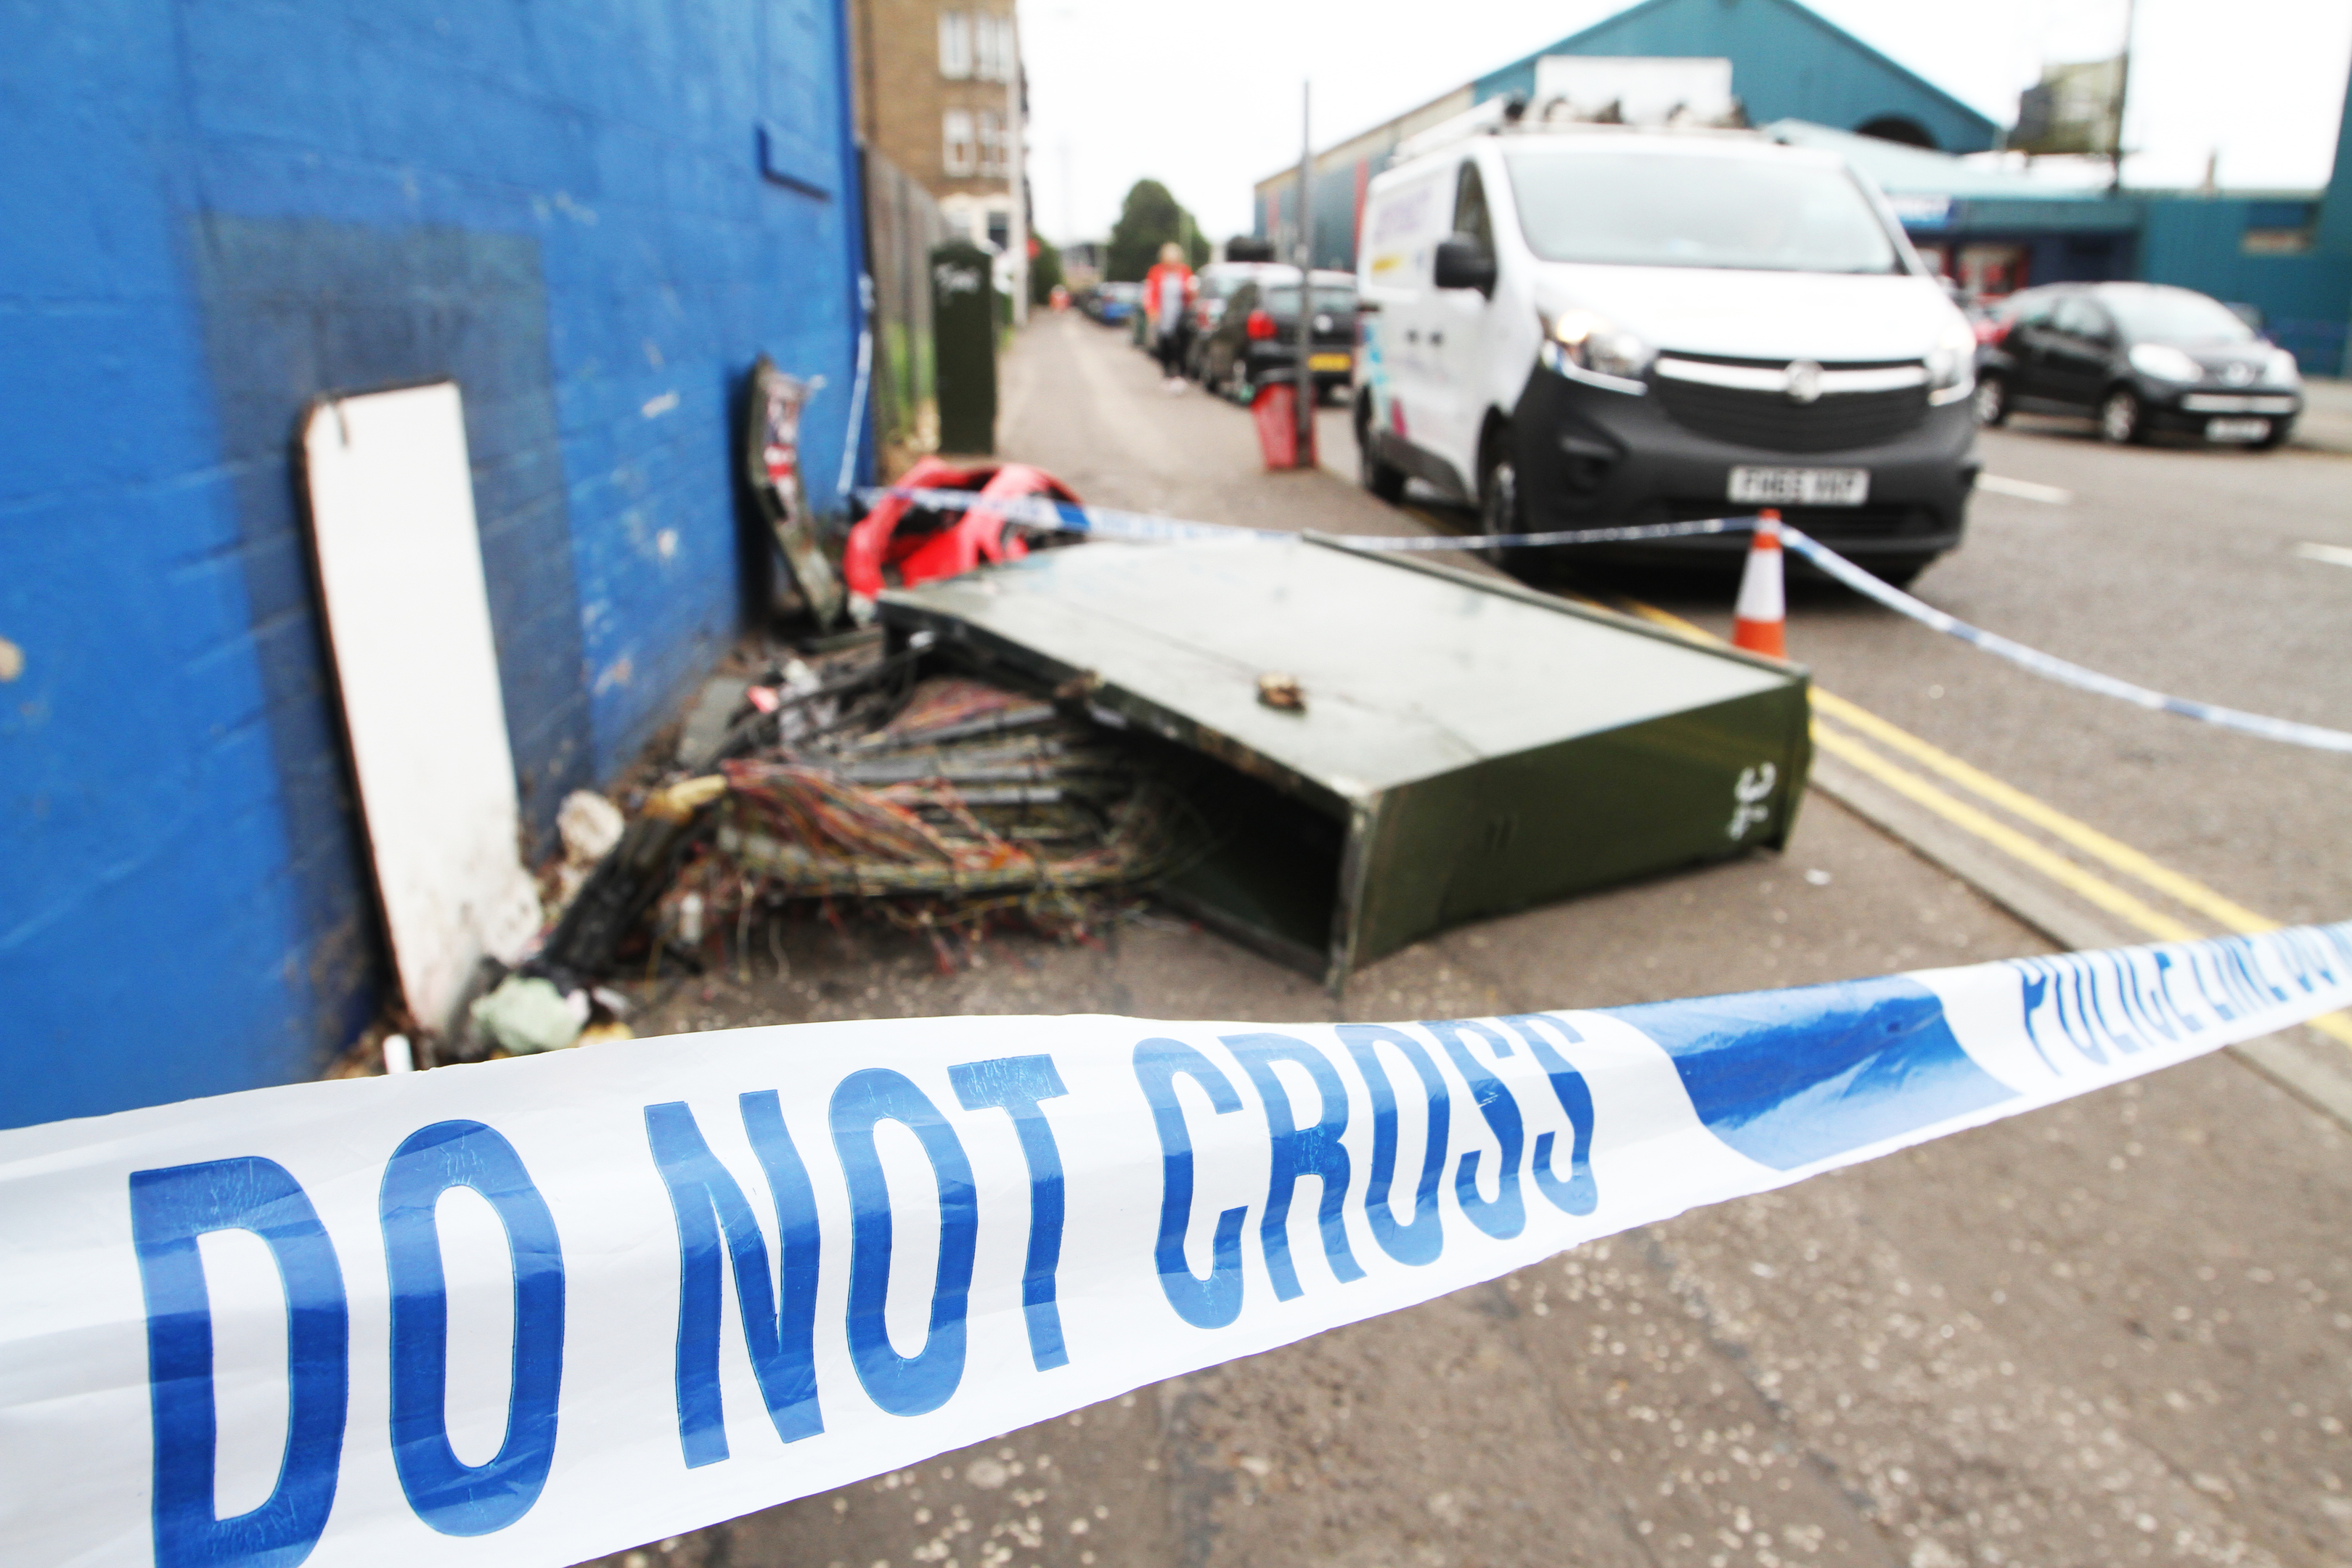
xmin=1251 ymin=380 xmax=1315 ymax=471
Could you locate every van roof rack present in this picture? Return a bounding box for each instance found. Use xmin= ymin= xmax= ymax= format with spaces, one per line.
xmin=1392 ymin=93 xmax=1755 ymax=163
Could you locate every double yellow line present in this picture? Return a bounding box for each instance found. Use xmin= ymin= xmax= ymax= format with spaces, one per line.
xmin=1618 ymin=598 xmax=2352 ymax=1051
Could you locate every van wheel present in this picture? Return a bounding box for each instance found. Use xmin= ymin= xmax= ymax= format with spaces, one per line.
xmin=1972 ymin=372 xmax=2009 ymax=427
xmin=1873 ymin=554 xmax=1935 ymax=589
xmin=1479 ymin=435 xmax=1540 ymax=576
xmin=1481 ymin=454 xmax=1519 ymax=536
xmin=1358 ymin=406 xmax=1407 ymax=502
xmin=2099 ymin=387 xmax=2145 ymax=444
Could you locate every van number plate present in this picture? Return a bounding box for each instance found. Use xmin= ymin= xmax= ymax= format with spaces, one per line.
xmin=1728 ymin=466 xmax=1869 ymax=506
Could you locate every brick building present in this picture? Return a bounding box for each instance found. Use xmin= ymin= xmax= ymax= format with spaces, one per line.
xmin=852 ymin=0 xmax=1026 ymax=304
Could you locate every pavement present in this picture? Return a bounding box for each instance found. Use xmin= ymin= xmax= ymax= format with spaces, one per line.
xmin=574 ymin=314 xmax=2352 ymax=1568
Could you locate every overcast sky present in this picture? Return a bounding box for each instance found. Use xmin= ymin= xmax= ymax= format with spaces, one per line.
xmin=1016 ymin=0 xmax=2352 ymax=245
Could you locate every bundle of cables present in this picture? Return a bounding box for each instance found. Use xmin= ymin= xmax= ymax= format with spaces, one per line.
xmin=712 ymin=679 xmax=1204 ymax=899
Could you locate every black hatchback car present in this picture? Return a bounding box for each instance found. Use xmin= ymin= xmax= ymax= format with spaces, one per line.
xmin=1973 ymin=282 xmax=2303 ymax=447
xmin=1197 ymin=269 xmax=1358 ymax=403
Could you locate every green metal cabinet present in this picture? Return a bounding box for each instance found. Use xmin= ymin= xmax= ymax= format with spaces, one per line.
xmin=883 ymin=537 xmax=1811 ymax=984
xmin=929 ymin=240 xmax=997 ymax=454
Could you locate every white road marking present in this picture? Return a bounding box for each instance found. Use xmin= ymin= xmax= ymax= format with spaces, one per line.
xmin=1977 ymin=473 xmax=2073 ymax=505
xmin=2293 ymin=541 xmax=2352 ymax=570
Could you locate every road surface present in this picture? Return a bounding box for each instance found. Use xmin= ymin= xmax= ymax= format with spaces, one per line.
xmin=576 ymin=316 xmax=2352 ymax=1568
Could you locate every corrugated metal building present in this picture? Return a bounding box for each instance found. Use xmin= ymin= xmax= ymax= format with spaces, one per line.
xmin=1 ymin=1 xmax=867 ymax=1127
xmin=1254 ymin=0 xmax=2352 ymax=374
xmin=1254 ymin=0 xmax=1999 ymax=272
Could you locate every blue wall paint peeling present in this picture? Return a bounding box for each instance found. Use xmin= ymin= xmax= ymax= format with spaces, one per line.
xmin=0 ymin=0 xmax=863 ymax=1127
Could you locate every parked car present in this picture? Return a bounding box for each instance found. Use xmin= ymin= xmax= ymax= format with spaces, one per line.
xmin=1196 ymin=269 xmax=1359 ymax=402
xmin=1183 ymin=262 xmax=1287 ymax=378
xmin=1973 ymin=282 xmax=2303 ymax=448
xmin=1353 ymin=123 xmax=1981 ymax=582
xmin=1085 ymin=281 xmax=1141 ymax=327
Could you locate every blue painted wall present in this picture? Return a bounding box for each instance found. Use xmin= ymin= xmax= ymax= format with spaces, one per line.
xmin=1 ymin=0 xmax=864 ymax=1128
xmin=1475 ymin=0 xmax=1999 ymax=155
xmin=2137 ymin=198 xmax=2352 ymax=373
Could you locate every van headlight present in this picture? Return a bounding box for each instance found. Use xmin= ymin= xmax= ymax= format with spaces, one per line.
xmin=1540 ymin=309 xmax=1654 ymax=391
xmin=1926 ymin=321 xmax=1977 ymax=405
xmin=2128 ymin=343 xmax=2202 ymax=383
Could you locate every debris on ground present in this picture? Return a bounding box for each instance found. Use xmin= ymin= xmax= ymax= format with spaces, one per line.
xmin=552 ymin=788 xmax=627 ymax=910
xmin=507 ymin=621 xmax=1203 ymax=1001
xmin=883 ymin=535 xmax=1816 ymax=984
xmin=841 ymin=457 xmax=1087 ymax=611
xmin=387 ymin=459 xmax=1816 ymax=1059
xmin=1255 ymin=672 xmax=1305 ymax=711
xmin=746 ymin=354 xmax=845 ymax=625
xmin=673 ymin=677 xmax=751 ymax=770
xmin=467 ymin=973 xmax=589 ymax=1055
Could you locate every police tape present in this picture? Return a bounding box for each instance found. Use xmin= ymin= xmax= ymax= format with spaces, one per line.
xmin=1776 ymin=525 xmax=2352 ymax=755
xmin=4 ymin=923 xmax=2351 ymax=1567
xmin=856 ymin=486 xmax=1757 ymax=550
xmin=858 ymin=487 xmax=2352 ymax=754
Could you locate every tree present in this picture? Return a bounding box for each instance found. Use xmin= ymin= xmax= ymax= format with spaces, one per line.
xmin=1106 ymin=179 xmax=1207 ymax=282
xmin=1029 ymin=234 xmax=1065 ymax=306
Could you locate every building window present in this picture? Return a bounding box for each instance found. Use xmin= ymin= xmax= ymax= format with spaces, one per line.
xmin=939 ymin=12 xmax=972 ymax=80
xmin=942 ymin=110 xmax=976 ymax=176
xmin=977 ymin=110 xmax=1008 ymax=178
xmin=975 ymin=14 xmax=1016 ymax=83
xmin=2243 ymin=227 xmax=2314 ymax=256
xmin=987 ymin=211 xmax=1010 ymax=251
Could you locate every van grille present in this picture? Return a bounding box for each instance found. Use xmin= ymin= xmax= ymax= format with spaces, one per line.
xmin=1658 ymin=499 xmax=1943 ymax=539
xmin=1654 ymin=377 xmax=1930 ymax=454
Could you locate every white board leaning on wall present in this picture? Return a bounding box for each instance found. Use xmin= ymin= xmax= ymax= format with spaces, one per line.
xmin=302 ymin=382 xmax=542 ymax=1035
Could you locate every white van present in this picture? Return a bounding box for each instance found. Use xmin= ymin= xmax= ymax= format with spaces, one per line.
xmin=1353 ymin=121 xmax=1981 ymax=582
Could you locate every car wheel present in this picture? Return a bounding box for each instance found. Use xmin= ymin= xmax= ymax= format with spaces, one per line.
xmin=1972 ymin=372 xmax=2009 ymax=427
xmin=1357 ymin=406 xmax=1407 ymax=503
xmin=2099 ymin=387 xmax=2144 ymax=444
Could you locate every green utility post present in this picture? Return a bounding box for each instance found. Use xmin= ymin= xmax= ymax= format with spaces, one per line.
xmin=931 ymin=240 xmax=997 ymax=454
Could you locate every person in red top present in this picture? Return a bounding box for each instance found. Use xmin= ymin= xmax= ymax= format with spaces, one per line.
xmin=1143 ymin=242 xmax=1196 ymax=392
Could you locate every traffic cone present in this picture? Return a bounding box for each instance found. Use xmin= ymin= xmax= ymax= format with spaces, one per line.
xmin=1731 ymin=510 xmax=1787 ymax=659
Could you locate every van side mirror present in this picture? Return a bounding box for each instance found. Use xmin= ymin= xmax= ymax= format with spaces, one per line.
xmin=1433 ymin=236 xmax=1496 ymax=295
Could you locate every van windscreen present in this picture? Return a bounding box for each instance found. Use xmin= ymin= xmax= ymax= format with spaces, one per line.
xmin=1502 ymin=150 xmax=1903 ymax=274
